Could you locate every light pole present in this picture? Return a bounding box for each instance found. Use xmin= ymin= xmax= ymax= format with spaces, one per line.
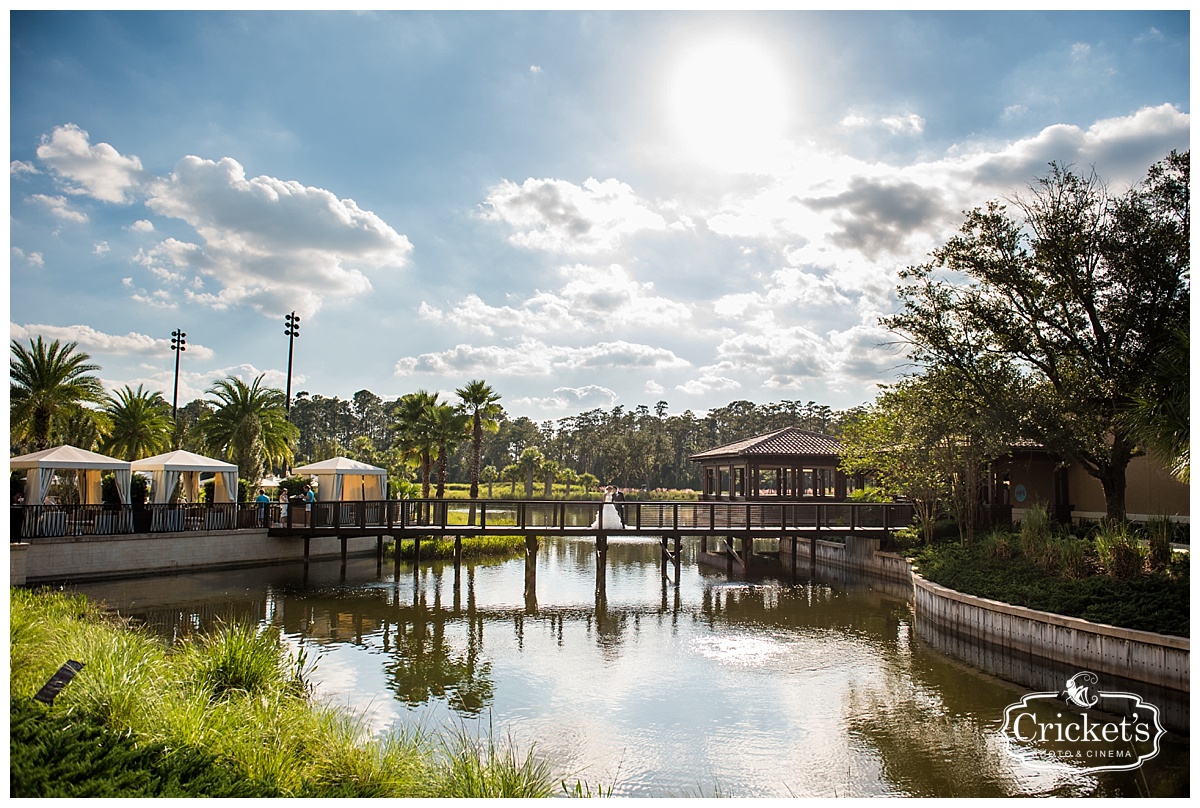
xmin=170 ymin=329 xmax=186 ymax=419
xmin=284 ymin=312 xmax=300 ymax=416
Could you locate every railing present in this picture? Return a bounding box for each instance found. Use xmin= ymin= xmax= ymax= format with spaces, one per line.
xmin=282 ymin=499 xmax=916 ymax=535
xmin=11 ymin=499 xmax=916 ymax=541
xmin=12 ymin=502 xmax=265 ymax=540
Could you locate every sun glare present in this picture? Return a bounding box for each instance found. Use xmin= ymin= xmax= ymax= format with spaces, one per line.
xmin=666 ymin=36 xmax=790 ymax=172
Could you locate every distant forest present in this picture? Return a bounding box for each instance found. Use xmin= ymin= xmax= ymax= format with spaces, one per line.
xmin=262 ymin=392 xmax=858 ymax=490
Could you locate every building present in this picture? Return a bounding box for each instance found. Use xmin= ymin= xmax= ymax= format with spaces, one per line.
xmin=689 ymin=427 xmax=1190 ymax=523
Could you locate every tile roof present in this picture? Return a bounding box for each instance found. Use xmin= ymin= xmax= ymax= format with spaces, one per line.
xmin=689 ymin=427 xmax=842 ymax=461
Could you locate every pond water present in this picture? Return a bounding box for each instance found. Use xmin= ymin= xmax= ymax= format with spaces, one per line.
xmin=68 ymin=536 xmax=1189 ymax=798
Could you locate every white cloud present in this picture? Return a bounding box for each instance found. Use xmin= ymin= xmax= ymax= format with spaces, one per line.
xmin=480 ymin=176 xmax=674 ymax=254
xmin=419 ymin=264 xmax=692 ymax=336
xmin=10 ymin=160 xmax=38 ymax=175
xmin=140 ymin=154 xmax=413 ymax=317
xmin=36 ymin=123 xmax=146 ymax=203
xmin=93 ymin=242 xmax=110 ymax=255
xmin=394 ymin=338 xmax=689 ymax=378
xmin=10 ymin=322 xmax=216 ymax=361
xmin=510 ymin=385 xmax=619 ymax=413
xmin=129 ymin=219 xmax=155 ymax=233
xmin=11 ymin=248 xmax=44 ymax=268
xmin=30 ymin=194 xmax=88 ymax=223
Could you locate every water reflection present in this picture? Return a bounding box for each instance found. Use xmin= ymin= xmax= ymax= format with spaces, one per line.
xmin=66 ymin=537 xmax=1187 ymax=798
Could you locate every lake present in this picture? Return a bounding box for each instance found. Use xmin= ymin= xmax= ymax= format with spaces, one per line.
xmin=68 ymin=535 xmax=1189 ymax=797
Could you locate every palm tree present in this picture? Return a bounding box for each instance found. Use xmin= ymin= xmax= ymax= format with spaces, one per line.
xmin=200 ymin=375 xmax=297 ymax=484
xmin=10 ymin=337 xmax=108 ymax=452
xmin=100 ymin=384 xmax=173 ymax=461
xmin=430 ymin=403 xmax=470 ymax=499
xmin=455 ymin=380 xmax=503 ymax=499
xmin=516 ymin=446 xmax=544 ymax=499
xmin=392 ymin=390 xmax=440 ymax=500
xmin=480 ymin=464 xmax=499 ymax=498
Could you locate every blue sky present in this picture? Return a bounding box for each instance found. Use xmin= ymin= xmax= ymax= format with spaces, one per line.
xmin=8 ymin=9 xmax=1190 ymax=422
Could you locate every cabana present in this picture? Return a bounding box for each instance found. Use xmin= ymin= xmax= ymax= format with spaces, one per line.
xmin=130 ymin=450 xmax=238 ymax=504
xmin=10 ymin=445 xmax=132 ymax=505
xmin=292 ymin=457 xmax=388 ymax=501
xmin=130 ymin=450 xmax=239 ymax=531
xmin=10 ymin=445 xmax=132 ymax=536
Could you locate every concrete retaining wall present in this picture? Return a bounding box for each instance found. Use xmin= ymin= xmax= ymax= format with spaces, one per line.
xmin=13 ymin=531 xmax=381 ymax=585
xmin=911 ymin=571 xmax=1189 ymax=692
xmin=699 ymin=533 xmax=1189 ymax=693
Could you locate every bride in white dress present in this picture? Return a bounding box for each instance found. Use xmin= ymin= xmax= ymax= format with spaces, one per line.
xmin=589 ymin=486 xmax=625 ymax=530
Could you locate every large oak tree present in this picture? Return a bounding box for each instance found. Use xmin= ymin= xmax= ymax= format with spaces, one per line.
xmin=886 ymin=151 xmax=1189 ymax=521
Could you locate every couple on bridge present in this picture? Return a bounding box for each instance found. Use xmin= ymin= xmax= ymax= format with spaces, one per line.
xmin=589 ymin=485 xmax=626 ymax=530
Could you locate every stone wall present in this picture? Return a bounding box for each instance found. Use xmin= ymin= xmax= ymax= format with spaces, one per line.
xmin=13 ymin=531 xmax=381 ymax=585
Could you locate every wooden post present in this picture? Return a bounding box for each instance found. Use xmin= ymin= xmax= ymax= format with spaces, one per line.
xmin=673 ymin=534 xmax=682 ymax=581
xmin=595 ymin=533 xmax=607 ymax=597
xmin=340 ymin=535 xmax=348 ymax=565
xmin=810 ymin=535 xmax=817 ymax=568
xmin=660 ymin=536 xmax=669 ymax=580
xmin=303 ymin=534 xmax=310 ymax=564
xmin=393 ymin=536 xmax=402 ymax=576
xmin=524 ymin=536 xmax=538 ymax=612
xmin=413 ymin=535 xmax=421 ymax=564
xmin=454 ymin=535 xmax=463 ymax=570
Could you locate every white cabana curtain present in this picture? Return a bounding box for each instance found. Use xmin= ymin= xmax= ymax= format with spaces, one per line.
xmin=36 ymin=468 xmax=56 ymax=503
xmin=110 ymin=469 xmax=131 ymax=503
xmin=331 ymin=474 xmax=344 ymax=502
xmin=151 ymin=471 xmax=181 ymax=504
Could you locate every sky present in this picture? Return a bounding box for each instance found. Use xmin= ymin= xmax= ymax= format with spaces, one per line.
xmin=7 ymin=9 xmax=1191 ymax=423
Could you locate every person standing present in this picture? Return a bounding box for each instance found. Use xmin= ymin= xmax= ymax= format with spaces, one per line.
xmin=612 ymin=486 xmax=626 ymax=523
xmin=255 ymin=488 xmax=270 ymax=525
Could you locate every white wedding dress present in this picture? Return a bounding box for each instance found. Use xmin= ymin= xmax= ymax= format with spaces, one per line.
xmin=589 ymin=494 xmax=624 ymax=530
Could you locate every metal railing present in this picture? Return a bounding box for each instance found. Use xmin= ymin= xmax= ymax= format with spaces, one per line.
xmin=11 ymin=499 xmax=916 ymax=541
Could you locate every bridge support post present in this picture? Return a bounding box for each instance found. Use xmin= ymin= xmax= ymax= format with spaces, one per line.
xmin=340 ymin=535 xmax=348 ymax=566
xmin=595 ymin=533 xmax=608 ymax=598
xmin=810 ymin=535 xmax=817 ymax=568
xmin=303 ymin=535 xmax=310 ymax=564
xmin=454 ymin=535 xmax=463 ymax=570
xmin=524 ymin=536 xmax=538 ymax=612
xmin=742 ymin=535 xmax=753 ymax=573
xmin=672 ymin=534 xmax=681 ymax=581
xmin=393 ymin=536 xmax=402 ymax=576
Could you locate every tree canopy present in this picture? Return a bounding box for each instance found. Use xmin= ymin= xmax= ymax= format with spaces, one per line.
xmin=886 ymin=151 xmax=1189 ymax=521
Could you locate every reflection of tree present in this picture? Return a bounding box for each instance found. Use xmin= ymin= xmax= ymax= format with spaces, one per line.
xmin=381 ymin=608 xmax=493 ymax=715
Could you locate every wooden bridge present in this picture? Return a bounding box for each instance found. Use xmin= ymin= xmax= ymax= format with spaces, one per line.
xmin=266 ymin=498 xmax=915 ymax=583
xmin=266 ymin=498 xmax=914 ymax=541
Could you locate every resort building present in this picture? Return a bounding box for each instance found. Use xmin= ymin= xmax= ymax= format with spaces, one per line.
xmin=689 ymin=427 xmax=1190 ymax=523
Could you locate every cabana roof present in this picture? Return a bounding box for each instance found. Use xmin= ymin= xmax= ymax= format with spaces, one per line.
xmin=131 ymin=450 xmax=236 ymax=473
xmin=11 ymin=444 xmax=131 ymax=470
xmin=293 ymin=457 xmax=386 ymax=475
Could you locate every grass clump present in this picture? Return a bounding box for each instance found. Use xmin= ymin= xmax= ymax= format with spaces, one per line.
xmin=10 ymin=587 xmax=557 ymax=798
xmin=390 ymin=534 xmax=527 ymax=561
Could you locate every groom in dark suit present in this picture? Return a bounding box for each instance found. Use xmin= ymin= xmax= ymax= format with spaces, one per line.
xmin=612 ymin=486 xmax=626 ymax=522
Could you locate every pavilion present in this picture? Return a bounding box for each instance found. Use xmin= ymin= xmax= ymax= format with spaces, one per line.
xmin=689 ymin=427 xmax=863 ymax=501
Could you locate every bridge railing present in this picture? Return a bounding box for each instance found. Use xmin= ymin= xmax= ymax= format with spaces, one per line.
xmin=11 ymin=499 xmax=916 ymax=540
xmin=285 ymin=498 xmax=915 ymax=534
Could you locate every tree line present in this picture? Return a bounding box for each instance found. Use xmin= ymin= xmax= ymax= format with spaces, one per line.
xmin=8 ymin=335 xmax=854 ymax=499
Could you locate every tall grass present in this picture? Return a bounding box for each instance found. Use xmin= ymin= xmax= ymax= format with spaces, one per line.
xmin=10 ymin=588 xmax=557 ymax=798
xmin=1094 ymin=521 xmax=1146 ymax=579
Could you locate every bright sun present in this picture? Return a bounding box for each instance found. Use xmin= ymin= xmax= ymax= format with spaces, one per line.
xmin=666 ymin=36 xmax=790 ymax=172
